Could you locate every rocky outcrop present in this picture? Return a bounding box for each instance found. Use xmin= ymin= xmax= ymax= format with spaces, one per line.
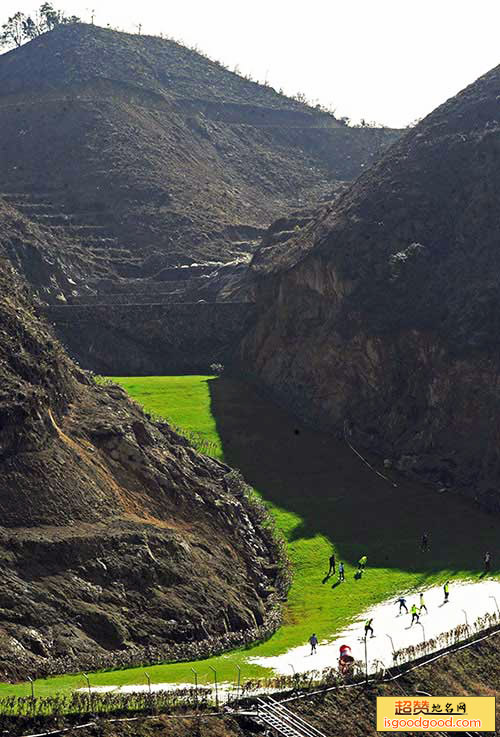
xmin=241 ymin=63 xmax=500 ymax=510
xmin=0 ymin=200 xmax=285 ymax=680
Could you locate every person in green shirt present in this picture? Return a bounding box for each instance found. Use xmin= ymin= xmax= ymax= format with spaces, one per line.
xmin=410 ymin=603 xmax=420 ymax=625
xmin=443 ymin=581 xmax=450 ymax=603
xmin=358 ymin=555 xmax=368 ymax=572
xmin=419 ymin=592 xmax=427 ymax=614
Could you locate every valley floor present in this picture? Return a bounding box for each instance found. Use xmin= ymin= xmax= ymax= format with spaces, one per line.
xmin=1 ymin=375 xmax=498 ymax=698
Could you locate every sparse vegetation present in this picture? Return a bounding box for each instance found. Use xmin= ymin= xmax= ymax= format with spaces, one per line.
xmin=209 ymin=362 xmax=224 ymax=375
xmin=0 ymin=4 xmax=80 ymax=48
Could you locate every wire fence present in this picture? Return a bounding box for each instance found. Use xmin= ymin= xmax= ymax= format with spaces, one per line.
xmin=1 ymin=608 xmax=498 ymax=722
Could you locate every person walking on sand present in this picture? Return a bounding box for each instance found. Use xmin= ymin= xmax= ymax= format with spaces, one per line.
xmin=443 ymin=581 xmax=450 ymax=603
xmin=364 ymin=618 xmax=374 ymax=638
xmin=358 ymin=555 xmax=367 ymax=572
xmin=484 ymin=551 xmax=491 ymax=573
xmin=410 ymin=603 xmax=420 ymax=625
xmin=309 ymin=633 xmax=318 ymax=654
xmin=395 ymin=596 xmax=408 ymax=615
xmin=419 ymin=592 xmax=428 ymax=614
xmin=421 ymin=532 xmax=429 ymax=552
xmin=338 ymin=561 xmax=345 ymax=582
xmin=327 ymin=553 xmax=336 ymax=576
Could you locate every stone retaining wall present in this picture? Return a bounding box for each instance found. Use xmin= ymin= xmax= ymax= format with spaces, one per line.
xmin=43 ymin=302 xmax=255 ymax=375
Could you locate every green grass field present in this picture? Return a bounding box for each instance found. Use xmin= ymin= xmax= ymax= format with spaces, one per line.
xmin=1 ymin=375 xmax=497 ymax=698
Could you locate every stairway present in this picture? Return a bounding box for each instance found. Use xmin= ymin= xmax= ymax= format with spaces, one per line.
xmin=254 ymin=696 xmax=328 ymax=737
xmin=0 ymin=190 xmax=142 ymax=284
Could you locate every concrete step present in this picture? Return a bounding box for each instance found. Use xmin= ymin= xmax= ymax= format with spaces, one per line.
xmin=46 ymin=224 xmax=108 ymax=234
xmin=12 ymin=202 xmax=59 ymax=214
xmin=29 ymin=213 xmax=76 ymax=225
xmin=0 ymin=192 xmax=31 ymax=202
xmin=79 ymin=237 xmax=120 ymax=248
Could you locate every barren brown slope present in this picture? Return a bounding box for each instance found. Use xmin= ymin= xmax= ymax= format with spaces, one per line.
xmin=0 ymin=23 xmax=400 ymax=302
xmin=0 ymin=200 xmax=283 ymax=681
xmin=241 ymin=63 xmax=500 ymax=509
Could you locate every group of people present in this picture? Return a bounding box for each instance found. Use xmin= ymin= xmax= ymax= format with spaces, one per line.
xmin=327 ymin=552 xmax=367 ymax=583
xmin=395 ymin=586 xmax=443 ymax=627
xmin=308 ymin=540 xmax=494 ymax=654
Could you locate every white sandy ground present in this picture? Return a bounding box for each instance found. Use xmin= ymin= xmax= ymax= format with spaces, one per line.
xmin=82 ymin=579 xmax=500 ymax=694
xmin=248 ymin=579 xmax=500 ymax=675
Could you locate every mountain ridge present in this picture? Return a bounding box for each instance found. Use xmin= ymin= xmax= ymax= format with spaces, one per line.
xmin=0 ymin=23 xmax=400 ymax=307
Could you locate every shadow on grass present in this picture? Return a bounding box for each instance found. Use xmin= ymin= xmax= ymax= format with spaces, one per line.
xmin=208 ymin=376 xmax=497 ymax=575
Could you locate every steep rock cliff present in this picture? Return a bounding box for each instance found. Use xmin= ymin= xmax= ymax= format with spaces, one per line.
xmin=242 ymin=64 xmax=500 ymax=509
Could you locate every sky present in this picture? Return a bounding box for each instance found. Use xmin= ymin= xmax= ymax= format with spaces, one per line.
xmin=1 ymin=0 xmax=499 ymax=127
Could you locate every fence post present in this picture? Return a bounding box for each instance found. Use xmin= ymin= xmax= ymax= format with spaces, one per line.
xmin=236 ymin=664 xmax=241 ymax=707
xmin=82 ymin=673 xmax=91 ymax=697
xmin=27 ymin=676 xmax=35 ymax=716
xmin=385 ymin=634 xmax=396 ymax=659
xmin=82 ymin=673 xmax=92 ymax=713
xmin=489 ymin=595 xmax=500 ymax=615
xmin=209 ymin=666 xmax=218 ymax=709
xmin=417 ymin=621 xmax=426 ymax=644
xmin=461 ymin=609 xmax=469 ymax=628
xmin=364 ymin=635 xmax=368 ymax=684
xmin=191 ymin=667 xmax=199 ymax=708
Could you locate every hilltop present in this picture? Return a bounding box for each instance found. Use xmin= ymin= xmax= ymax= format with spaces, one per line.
xmin=0 ymin=23 xmax=400 ymax=305
xmin=241 ymin=63 xmax=500 ymax=509
xmin=0 ymin=199 xmax=284 ymax=680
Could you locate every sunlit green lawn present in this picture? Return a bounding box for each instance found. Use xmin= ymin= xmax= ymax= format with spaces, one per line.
xmin=1 ymin=375 xmax=497 ymax=698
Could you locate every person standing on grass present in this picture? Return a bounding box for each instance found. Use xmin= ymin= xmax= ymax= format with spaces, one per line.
xmin=327 ymin=553 xmax=336 ymax=576
xmin=443 ymin=581 xmax=450 ymax=603
xmin=364 ymin=618 xmax=374 ymax=638
xmin=309 ymin=633 xmax=318 ymax=654
xmin=419 ymin=592 xmax=428 ymax=614
xmin=358 ymin=555 xmax=367 ymax=572
xmin=395 ymin=596 xmax=408 ymax=614
xmin=410 ymin=603 xmax=420 ymax=625
xmin=484 ymin=551 xmax=491 ymax=573
xmin=421 ymin=532 xmax=430 ymax=552
xmin=338 ymin=561 xmax=345 ymax=582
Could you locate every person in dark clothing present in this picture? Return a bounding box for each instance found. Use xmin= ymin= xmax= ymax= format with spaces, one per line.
xmin=364 ymin=618 xmax=374 ymax=638
xmin=484 ymin=551 xmax=491 ymax=573
xmin=395 ymin=596 xmax=408 ymax=614
xmin=327 ymin=554 xmax=336 ymax=576
xmin=309 ymin=633 xmax=318 ymax=654
xmin=421 ymin=532 xmax=429 ymax=552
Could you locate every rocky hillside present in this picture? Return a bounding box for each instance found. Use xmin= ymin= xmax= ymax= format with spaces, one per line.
xmin=241 ymin=63 xmax=500 ymax=509
xmin=0 ymin=199 xmax=283 ymax=680
xmin=0 ymin=23 xmax=399 ymax=304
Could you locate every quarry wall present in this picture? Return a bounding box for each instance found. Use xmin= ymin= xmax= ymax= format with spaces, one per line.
xmin=43 ymin=301 xmax=254 ymax=375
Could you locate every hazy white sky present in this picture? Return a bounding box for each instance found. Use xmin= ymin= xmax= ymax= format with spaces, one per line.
xmin=1 ymin=0 xmax=499 ymax=127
